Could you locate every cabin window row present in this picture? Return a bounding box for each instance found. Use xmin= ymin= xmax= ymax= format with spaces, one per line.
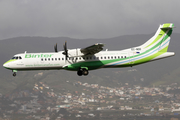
xmin=41 ymin=58 xmax=63 ymax=61
xmin=41 ymin=56 xmax=127 ymax=61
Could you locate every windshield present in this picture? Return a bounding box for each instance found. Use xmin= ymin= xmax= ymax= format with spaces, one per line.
xmin=11 ymin=56 xmax=22 ymax=60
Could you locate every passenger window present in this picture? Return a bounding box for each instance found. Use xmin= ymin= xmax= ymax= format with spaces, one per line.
xmin=19 ymin=57 xmax=22 ymax=59
xmin=114 ymin=56 xmax=116 ymax=59
xmin=45 ymin=58 xmax=47 ymax=61
xmin=59 ymin=58 xmax=60 ymax=60
xmin=121 ymin=56 xmax=123 ymax=58
xmin=41 ymin=58 xmax=43 ymax=61
xmin=97 ymin=57 xmax=99 ymax=59
xmin=118 ymin=56 xmax=120 ymax=59
xmin=55 ymin=58 xmax=57 ymax=61
xmin=79 ymin=57 xmax=81 ymax=60
xmin=48 ymin=58 xmax=50 ymax=61
xmin=101 ymin=57 xmax=103 ymax=59
xmin=104 ymin=57 xmax=106 ymax=59
xmin=86 ymin=57 xmax=88 ymax=60
xmin=62 ymin=58 xmax=64 ymax=60
xmin=125 ymin=56 xmax=126 ymax=58
xmin=111 ymin=56 xmax=113 ymax=59
xmin=108 ymin=57 xmax=110 ymax=59
xmin=52 ymin=58 xmax=53 ymax=61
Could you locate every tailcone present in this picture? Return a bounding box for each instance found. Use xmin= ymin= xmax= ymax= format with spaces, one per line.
xmin=152 ymin=52 xmax=175 ymax=61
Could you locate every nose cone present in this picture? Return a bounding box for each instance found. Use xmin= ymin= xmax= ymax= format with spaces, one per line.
xmin=3 ymin=62 xmax=9 ymax=68
xmin=3 ymin=63 xmax=6 ymax=67
xmin=3 ymin=59 xmax=16 ymax=69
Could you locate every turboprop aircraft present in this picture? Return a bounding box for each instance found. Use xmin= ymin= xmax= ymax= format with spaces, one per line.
xmin=3 ymin=23 xmax=175 ymax=77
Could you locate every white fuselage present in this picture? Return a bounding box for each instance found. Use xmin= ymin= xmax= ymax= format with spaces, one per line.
xmin=5 ymin=50 xmax=131 ymax=71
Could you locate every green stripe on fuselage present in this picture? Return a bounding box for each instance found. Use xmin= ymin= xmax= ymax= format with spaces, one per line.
xmin=4 ymin=59 xmax=17 ymax=64
xmin=65 ymin=27 xmax=172 ymax=71
xmin=133 ymin=46 xmax=168 ymax=65
xmin=65 ymin=57 xmax=128 ymax=71
xmin=65 ymin=37 xmax=170 ymax=71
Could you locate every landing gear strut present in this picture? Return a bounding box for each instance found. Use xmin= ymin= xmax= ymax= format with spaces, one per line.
xmin=77 ymin=68 xmax=89 ymax=76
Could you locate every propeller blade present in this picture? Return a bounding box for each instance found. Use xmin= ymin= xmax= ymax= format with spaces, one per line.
xmin=62 ymin=41 xmax=68 ymax=60
xmin=54 ymin=43 xmax=58 ymax=52
xmin=64 ymin=42 xmax=67 ymax=52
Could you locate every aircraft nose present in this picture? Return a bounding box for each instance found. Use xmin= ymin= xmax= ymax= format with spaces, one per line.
xmin=3 ymin=59 xmax=16 ymax=69
xmin=3 ymin=63 xmax=8 ymax=68
xmin=3 ymin=62 xmax=10 ymax=69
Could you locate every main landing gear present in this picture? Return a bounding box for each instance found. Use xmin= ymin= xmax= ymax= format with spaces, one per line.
xmin=77 ymin=68 xmax=89 ymax=76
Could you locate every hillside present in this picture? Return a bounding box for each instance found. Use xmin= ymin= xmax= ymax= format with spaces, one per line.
xmin=0 ymin=33 xmax=179 ymax=94
xmin=152 ymin=67 xmax=180 ymax=86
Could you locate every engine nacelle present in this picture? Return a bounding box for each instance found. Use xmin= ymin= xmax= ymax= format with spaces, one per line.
xmin=68 ymin=48 xmax=84 ymax=57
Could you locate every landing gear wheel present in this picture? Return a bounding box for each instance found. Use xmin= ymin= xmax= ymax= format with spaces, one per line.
xmin=77 ymin=68 xmax=89 ymax=76
xmin=77 ymin=70 xmax=83 ymax=76
xmin=13 ymin=72 xmax=16 ymax=77
xmin=82 ymin=69 xmax=89 ymax=76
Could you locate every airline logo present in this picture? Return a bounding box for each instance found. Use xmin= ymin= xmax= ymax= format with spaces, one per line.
xmin=25 ymin=54 xmax=54 ymax=58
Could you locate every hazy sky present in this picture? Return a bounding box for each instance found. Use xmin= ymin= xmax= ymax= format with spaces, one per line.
xmin=0 ymin=0 xmax=179 ymax=40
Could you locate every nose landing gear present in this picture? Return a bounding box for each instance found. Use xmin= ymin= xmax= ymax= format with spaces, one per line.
xmin=12 ymin=70 xmax=17 ymax=77
xmin=13 ymin=72 xmax=16 ymax=77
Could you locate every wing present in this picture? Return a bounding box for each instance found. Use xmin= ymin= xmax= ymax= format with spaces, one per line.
xmin=80 ymin=43 xmax=104 ymax=55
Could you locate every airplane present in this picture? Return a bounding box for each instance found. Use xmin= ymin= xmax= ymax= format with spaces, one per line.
xmin=3 ymin=23 xmax=175 ymax=77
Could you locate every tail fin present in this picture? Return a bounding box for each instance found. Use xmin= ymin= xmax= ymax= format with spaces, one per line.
xmin=141 ymin=23 xmax=174 ymax=52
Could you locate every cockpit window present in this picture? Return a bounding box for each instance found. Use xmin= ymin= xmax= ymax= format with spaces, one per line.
xmin=12 ymin=56 xmax=22 ymax=60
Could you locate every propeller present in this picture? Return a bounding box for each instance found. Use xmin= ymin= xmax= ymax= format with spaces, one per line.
xmin=54 ymin=43 xmax=58 ymax=52
xmin=62 ymin=41 xmax=68 ymax=60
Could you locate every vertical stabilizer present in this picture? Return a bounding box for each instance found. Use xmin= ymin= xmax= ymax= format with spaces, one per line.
xmin=141 ymin=23 xmax=174 ymax=52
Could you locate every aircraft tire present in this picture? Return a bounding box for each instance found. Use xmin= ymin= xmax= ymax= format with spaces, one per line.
xmin=13 ymin=72 xmax=16 ymax=77
xmin=82 ymin=69 xmax=89 ymax=76
xmin=77 ymin=70 xmax=83 ymax=76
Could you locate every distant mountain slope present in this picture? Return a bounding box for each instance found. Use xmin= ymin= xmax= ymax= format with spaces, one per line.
xmin=0 ymin=33 xmax=179 ymax=94
xmin=152 ymin=67 xmax=180 ymax=86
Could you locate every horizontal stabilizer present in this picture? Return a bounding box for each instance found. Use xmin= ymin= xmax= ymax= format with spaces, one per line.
xmin=160 ymin=23 xmax=174 ymax=30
